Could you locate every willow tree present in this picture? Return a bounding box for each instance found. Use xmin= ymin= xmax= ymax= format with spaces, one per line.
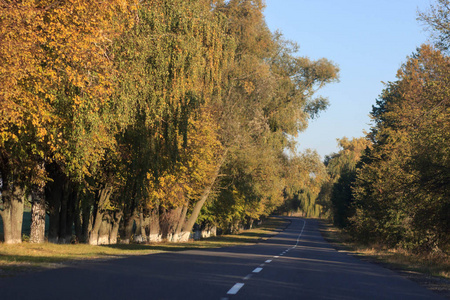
xmin=111 ymin=0 xmax=232 ymax=243
xmin=279 ymin=150 xmax=328 ymax=218
xmin=197 ymin=0 xmax=339 ymax=232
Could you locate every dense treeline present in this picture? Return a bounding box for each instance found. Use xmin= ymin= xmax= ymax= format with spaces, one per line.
xmin=322 ymin=0 xmax=449 ymax=254
xmin=0 ymin=0 xmax=338 ymax=244
xmin=316 ymin=137 xmax=371 ymax=226
xmin=351 ymin=44 xmax=450 ymax=252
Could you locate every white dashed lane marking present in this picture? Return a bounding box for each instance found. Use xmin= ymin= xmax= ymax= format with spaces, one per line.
xmin=222 ymin=219 xmax=308 ymax=298
xmin=295 ymin=220 xmax=306 ymax=247
xmin=227 ymin=283 xmax=244 ymax=295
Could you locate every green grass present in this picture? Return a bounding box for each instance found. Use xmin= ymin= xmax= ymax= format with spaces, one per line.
xmin=319 ymin=221 xmax=450 ymax=280
xmin=0 ymin=217 xmax=288 ymax=276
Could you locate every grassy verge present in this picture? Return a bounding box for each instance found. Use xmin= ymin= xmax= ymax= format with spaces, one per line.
xmin=0 ymin=217 xmax=288 ymax=276
xmin=319 ymin=221 xmax=450 ymax=280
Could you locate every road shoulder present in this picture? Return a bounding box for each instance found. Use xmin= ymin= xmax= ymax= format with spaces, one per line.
xmin=318 ymin=221 xmax=450 ymax=299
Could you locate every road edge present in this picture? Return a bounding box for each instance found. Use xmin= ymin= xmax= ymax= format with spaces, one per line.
xmin=317 ymin=220 xmax=450 ymax=299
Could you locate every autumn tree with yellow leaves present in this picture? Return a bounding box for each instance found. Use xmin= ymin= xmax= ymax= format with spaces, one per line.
xmin=0 ymin=0 xmax=338 ymax=244
xmin=0 ymin=0 xmax=137 ymax=244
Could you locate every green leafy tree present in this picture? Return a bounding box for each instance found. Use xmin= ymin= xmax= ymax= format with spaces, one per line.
xmin=352 ymin=45 xmax=450 ymax=251
xmin=201 ymin=0 xmax=339 ymax=231
xmin=280 ymin=150 xmax=327 ymax=218
xmin=317 ymin=137 xmax=371 ymax=227
xmin=111 ymin=0 xmax=231 ymax=242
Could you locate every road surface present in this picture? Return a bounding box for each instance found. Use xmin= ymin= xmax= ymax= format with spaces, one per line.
xmin=0 ymin=217 xmax=445 ymax=299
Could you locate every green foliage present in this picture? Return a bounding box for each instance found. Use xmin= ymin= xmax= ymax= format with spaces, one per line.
xmin=279 ymin=150 xmax=328 ymax=218
xmin=1 ymin=0 xmax=339 ymax=242
xmin=200 ymin=0 xmax=338 ymax=229
xmin=352 ymin=45 xmax=450 ymax=252
xmin=317 ymin=137 xmax=371 ymax=224
xmin=111 ymin=0 xmax=231 ymax=217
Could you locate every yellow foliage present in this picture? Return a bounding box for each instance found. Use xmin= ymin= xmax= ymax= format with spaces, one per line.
xmin=0 ymin=0 xmax=138 ymax=178
xmin=146 ymin=107 xmax=222 ymax=210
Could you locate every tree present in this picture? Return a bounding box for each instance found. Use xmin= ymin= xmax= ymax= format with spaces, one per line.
xmin=0 ymin=1 xmax=47 ymax=244
xmin=39 ymin=0 xmax=137 ymax=244
xmin=110 ymin=0 xmax=231 ymax=243
xmin=198 ymin=0 xmax=339 ymax=232
xmin=418 ymin=0 xmax=450 ymax=52
xmin=280 ymin=150 xmax=327 ymax=218
xmin=0 ymin=0 xmax=137 ymax=243
xmin=315 ymin=137 xmax=371 ymax=225
xmin=1 ymin=0 xmax=340 ymax=243
xmin=352 ymin=45 xmax=450 ymax=251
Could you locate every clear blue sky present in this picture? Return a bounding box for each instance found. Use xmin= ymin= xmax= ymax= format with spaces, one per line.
xmin=264 ymin=0 xmax=432 ymax=158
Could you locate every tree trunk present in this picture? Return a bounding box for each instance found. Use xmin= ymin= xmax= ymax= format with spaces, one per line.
xmin=173 ymin=205 xmax=188 ymax=242
xmin=30 ymin=184 xmax=46 ymax=243
xmin=80 ymin=197 xmax=91 ymax=243
xmin=58 ymin=181 xmax=69 ymax=243
xmin=46 ymin=169 xmax=76 ymax=244
xmin=148 ymin=209 xmax=161 ymax=242
xmin=88 ymin=185 xmax=112 ymax=245
xmin=74 ymin=196 xmax=82 ymax=243
xmin=46 ymin=164 xmax=65 ymax=243
xmin=181 ymin=151 xmax=227 ymax=237
xmin=121 ymin=215 xmax=135 ymax=244
xmin=247 ymin=217 xmax=254 ymax=230
xmin=121 ymin=207 xmax=137 ymax=244
xmin=64 ymin=185 xmax=77 ymax=243
xmin=47 ymin=192 xmax=61 ymax=243
xmin=110 ymin=211 xmax=123 ymax=244
xmin=0 ymin=184 xmax=25 ymax=244
xmin=97 ymin=215 xmax=111 ymax=245
xmin=160 ymin=207 xmax=183 ymax=241
xmin=134 ymin=209 xmax=147 ymax=243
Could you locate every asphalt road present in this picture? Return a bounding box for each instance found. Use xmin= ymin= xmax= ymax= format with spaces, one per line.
xmin=0 ymin=217 xmax=445 ymax=299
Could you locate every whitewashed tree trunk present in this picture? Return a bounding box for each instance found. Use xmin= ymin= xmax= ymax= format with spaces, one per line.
xmin=30 ymin=186 xmax=46 ymax=243
xmin=89 ymin=185 xmax=112 ymax=245
xmin=109 ymin=211 xmax=123 ymax=244
xmin=149 ymin=209 xmax=161 ymax=242
xmin=0 ymin=184 xmax=25 ymax=244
